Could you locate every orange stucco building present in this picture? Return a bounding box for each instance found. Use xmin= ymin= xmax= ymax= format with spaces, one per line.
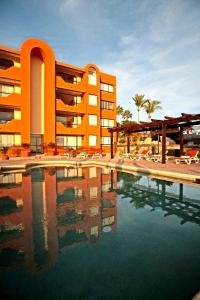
xmin=0 ymin=38 xmax=116 ymax=153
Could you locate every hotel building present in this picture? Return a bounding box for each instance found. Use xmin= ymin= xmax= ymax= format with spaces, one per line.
xmin=0 ymin=38 xmax=116 ymax=153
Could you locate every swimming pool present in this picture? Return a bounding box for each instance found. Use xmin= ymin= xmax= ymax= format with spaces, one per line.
xmin=0 ymin=166 xmax=199 ymax=300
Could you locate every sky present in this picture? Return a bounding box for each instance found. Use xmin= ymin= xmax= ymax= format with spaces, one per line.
xmin=0 ymin=0 xmax=200 ymax=121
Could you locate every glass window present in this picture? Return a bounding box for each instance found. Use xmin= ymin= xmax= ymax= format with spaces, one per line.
xmin=100 ymin=100 xmax=114 ymax=110
xmin=56 ymin=136 xmax=82 ymax=148
xmin=102 ymin=216 xmax=114 ymax=226
xmin=89 ymin=135 xmax=97 ymax=146
xmin=109 ymin=119 xmax=114 ymax=127
xmin=89 ymin=167 xmax=97 ymax=178
xmin=0 ymin=134 xmax=14 ymax=147
xmin=74 ymin=96 xmax=81 ymax=105
xmin=100 ymin=83 xmax=114 ymax=93
xmin=88 ymin=94 xmax=97 ymax=106
xmin=0 ymin=84 xmax=14 ymax=97
xmin=89 ymin=115 xmax=97 ymax=126
xmin=14 ymin=110 xmax=21 ymax=120
xmin=101 ymin=136 xmax=111 ymax=145
xmin=90 ymin=187 xmax=98 ymax=198
xmin=108 ymin=85 xmax=114 ymax=93
xmin=88 ymin=67 xmax=97 ymax=85
xmin=101 ymin=119 xmax=114 ymax=128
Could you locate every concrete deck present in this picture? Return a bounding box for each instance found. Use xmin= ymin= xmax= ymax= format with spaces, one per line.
xmin=0 ymin=155 xmax=200 ymax=184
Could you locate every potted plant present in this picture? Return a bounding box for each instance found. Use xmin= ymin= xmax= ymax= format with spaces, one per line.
xmin=20 ymin=143 xmax=30 ymax=157
xmin=0 ymin=147 xmax=9 ymax=160
xmin=46 ymin=142 xmax=56 ymax=156
xmin=6 ymin=146 xmax=20 ymax=158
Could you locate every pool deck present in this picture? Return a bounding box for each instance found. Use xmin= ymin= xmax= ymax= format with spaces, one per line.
xmin=0 ymin=155 xmax=200 ymax=184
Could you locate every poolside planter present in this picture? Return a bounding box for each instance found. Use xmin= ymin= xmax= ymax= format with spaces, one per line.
xmin=0 ymin=151 xmax=9 ymax=160
xmin=45 ymin=147 xmax=56 ymax=156
xmin=6 ymin=147 xmax=20 ymax=158
xmin=20 ymin=148 xmax=30 ymax=157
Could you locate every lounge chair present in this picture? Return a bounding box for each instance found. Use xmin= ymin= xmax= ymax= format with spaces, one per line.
xmin=60 ymin=153 xmax=72 ymax=159
xmin=76 ymin=152 xmax=88 ymax=159
xmin=175 ymin=150 xmax=199 ymax=165
xmin=134 ymin=149 xmax=151 ymax=161
xmin=92 ymin=153 xmax=103 ymax=159
xmin=149 ymin=151 xmax=169 ymax=163
xmin=120 ymin=153 xmax=132 ymax=160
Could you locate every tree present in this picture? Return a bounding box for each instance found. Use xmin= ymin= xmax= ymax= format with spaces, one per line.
xmin=116 ymin=105 xmax=124 ymax=124
xmin=132 ymin=94 xmax=147 ymax=123
xmin=122 ymin=109 xmax=133 ymax=121
xmin=143 ymin=100 xmax=162 ymax=122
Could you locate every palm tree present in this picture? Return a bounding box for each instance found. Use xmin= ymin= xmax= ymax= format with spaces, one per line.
xmin=132 ymin=94 xmax=147 ymax=123
xmin=143 ymin=100 xmax=162 ymax=122
xmin=116 ymin=105 xmax=124 ymax=124
xmin=122 ymin=109 xmax=132 ymax=121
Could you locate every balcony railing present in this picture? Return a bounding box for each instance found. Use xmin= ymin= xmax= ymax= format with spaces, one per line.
xmin=0 ymin=93 xmax=22 ymax=107
xmin=0 ymin=119 xmax=21 ymax=133
xmin=56 ymin=75 xmax=86 ymax=93
xmin=56 ymin=118 xmax=86 ymax=135
xmin=0 ymin=66 xmax=21 ymax=81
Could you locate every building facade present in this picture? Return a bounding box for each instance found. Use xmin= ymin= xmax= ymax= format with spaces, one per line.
xmin=0 ymin=38 xmax=116 ymax=153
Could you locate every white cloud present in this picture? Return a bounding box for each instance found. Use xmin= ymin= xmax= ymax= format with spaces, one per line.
xmin=100 ymin=0 xmax=200 ymax=121
xmin=59 ymin=0 xmax=81 ymax=12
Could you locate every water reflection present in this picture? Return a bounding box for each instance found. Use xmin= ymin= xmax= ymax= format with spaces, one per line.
xmin=0 ymin=167 xmax=117 ymax=272
xmin=0 ymin=167 xmax=200 ymax=274
xmin=117 ymin=172 xmax=200 ymax=226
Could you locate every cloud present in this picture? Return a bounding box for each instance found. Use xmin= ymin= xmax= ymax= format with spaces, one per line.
xmin=59 ymin=0 xmax=81 ymax=12
xmin=100 ymin=0 xmax=200 ymax=121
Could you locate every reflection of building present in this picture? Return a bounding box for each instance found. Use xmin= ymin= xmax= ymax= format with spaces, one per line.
xmin=0 ymin=167 xmax=117 ymax=272
xmin=0 ymin=38 xmax=116 ymax=152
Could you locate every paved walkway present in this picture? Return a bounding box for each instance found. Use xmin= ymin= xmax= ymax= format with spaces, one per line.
xmin=0 ymin=155 xmax=200 ymax=182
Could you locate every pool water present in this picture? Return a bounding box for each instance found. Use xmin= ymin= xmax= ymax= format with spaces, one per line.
xmin=0 ymin=166 xmax=199 ymax=300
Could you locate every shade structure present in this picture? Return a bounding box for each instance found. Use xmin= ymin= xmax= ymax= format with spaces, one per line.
xmin=108 ymin=113 xmax=200 ymax=164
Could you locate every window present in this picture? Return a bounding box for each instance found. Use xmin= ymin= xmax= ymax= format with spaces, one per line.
xmin=101 ymin=136 xmax=111 ymax=145
xmin=100 ymin=83 xmax=114 ymax=93
xmin=74 ymin=96 xmax=81 ymax=105
xmin=89 ymin=135 xmax=97 ymax=146
xmin=0 ymin=173 xmax=22 ymax=185
xmin=90 ymin=187 xmax=98 ymax=198
xmin=88 ymin=67 xmax=97 ymax=85
xmin=14 ymin=110 xmax=21 ymax=120
xmin=89 ymin=167 xmax=97 ymax=178
xmin=100 ymin=100 xmax=114 ymax=110
xmin=73 ymin=76 xmax=82 ymax=84
xmin=0 ymin=84 xmax=14 ymax=97
xmin=56 ymin=136 xmax=82 ymax=148
xmin=102 ymin=216 xmax=114 ymax=226
xmin=102 ymin=168 xmax=110 ymax=174
xmin=101 ymin=119 xmax=114 ymax=128
xmin=89 ymin=115 xmax=97 ymax=126
xmin=88 ymin=94 xmax=97 ymax=106
xmin=0 ymin=134 xmax=14 ymax=147
xmin=0 ymin=110 xmax=14 ymax=123
xmin=56 ymin=115 xmax=82 ymax=128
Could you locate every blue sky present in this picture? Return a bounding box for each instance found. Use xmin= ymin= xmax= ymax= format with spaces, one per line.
xmin=1 ymin=0 xmax=200 ymax=121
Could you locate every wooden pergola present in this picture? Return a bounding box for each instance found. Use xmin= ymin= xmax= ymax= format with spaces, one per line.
xmin=108 ymin=113 xmax=200 ymax=164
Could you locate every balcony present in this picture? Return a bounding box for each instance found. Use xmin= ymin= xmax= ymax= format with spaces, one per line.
xmin=56 ymin=117 xmax=86 ymax=135
xmin=56 ymin=75 xmax=86 ymax=94
xmin=0 ymin=119 xmax=21 ymax=133
xmin=0 ymin=93 xmax=22 ymax=107
xmin=56 ymin=98 xmax=86 ymax=114
xmin=0 ymin=66 xmax=21 ymax=81
xmin=100 ymin=91 xmax=115 ymax=102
